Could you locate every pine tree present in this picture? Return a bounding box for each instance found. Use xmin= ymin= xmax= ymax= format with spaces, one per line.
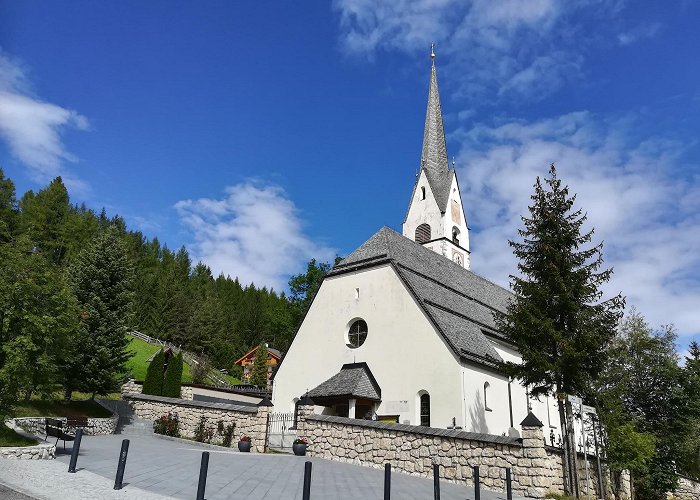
xmin=142 ymin=349 xmax=165 ymax=395
xmin=0 ymin=168 xmax=18 ymax=242
xmin=67 ymin=227 xmax=134 ymax=397
xmin=249 ymin=342 xmax=269 ymax=388
xmin=162 ymin=352 xmax=183 ymax=398
xmin=495 ymin=165 xmax=624 ymax=496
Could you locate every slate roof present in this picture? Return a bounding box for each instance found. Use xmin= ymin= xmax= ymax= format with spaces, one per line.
xmin=307 ymin=362 xmax=381 ymax=401
xmin=405 ymin=58 xmax=455 ymax=221
xmin=330 ymin=227 xmax=513 ymax=368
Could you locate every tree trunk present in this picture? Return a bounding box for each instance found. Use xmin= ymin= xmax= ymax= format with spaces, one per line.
xmin=63 ymin=387 xmax=72 ymax=402
xmin=557 ymin=395 xmax=574 ymax=495
xmin=565 ymin=399 xmax=580 ymax=498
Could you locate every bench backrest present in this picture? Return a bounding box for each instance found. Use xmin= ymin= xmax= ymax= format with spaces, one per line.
xmin=45 ymin=418 xmax=63 ymax=438
xmin=66 ymin=416 xmax=89 ymax=427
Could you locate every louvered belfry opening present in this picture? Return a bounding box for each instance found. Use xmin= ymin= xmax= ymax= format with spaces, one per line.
xmin=415 ymin=223 xmax=431 ymax=244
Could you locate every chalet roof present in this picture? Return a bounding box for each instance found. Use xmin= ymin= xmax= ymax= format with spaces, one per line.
xmin=307 ymin=362 xmax=381 ymax=402
xmin=330 ymin=227 xmax=513 ymax=367
xmin=234 ymin=345 xmax=283 ymax=366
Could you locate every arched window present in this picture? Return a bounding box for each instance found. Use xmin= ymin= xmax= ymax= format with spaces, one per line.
xmin=452 ymin=226 xmax=460 ymax=246
xmin=347 ymin=319 xmax=368 ymax=348
xmin=419 ymin=392 xmax=431 ymax=427
xmin=484 ymin=382 xmax=492 ymax=412
xmin=420 ymin=186 xmax=426 ymax=200
xmin=415 ymin=223 xmax=431 ymax=244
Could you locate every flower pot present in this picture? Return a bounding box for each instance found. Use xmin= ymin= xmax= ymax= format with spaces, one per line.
xmin=292 ymin=443 xmax=307 ymax=456
xmin=238 ymin=440 xmax=252 ymax=452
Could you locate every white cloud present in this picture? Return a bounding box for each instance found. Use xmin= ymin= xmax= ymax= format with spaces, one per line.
xmin=175 ymin=182 xmax=337 ymax=292
xmin=0 ymin=49 xmax=89 ymax=193
xmin=333 ymin=0 xmax=632 ymax=103
xmin=618 ymin=22 xmax=663 ymax=46
xmin=456 ymin=111 xmax=700 ymax=339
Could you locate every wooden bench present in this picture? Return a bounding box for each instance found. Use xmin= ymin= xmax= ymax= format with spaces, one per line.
xmin=65 ymin=416 xmax=94 ymax=432
xmin=45 ymin=418 xmax=75 ymax=450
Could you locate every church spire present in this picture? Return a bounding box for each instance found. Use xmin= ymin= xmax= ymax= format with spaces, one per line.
xmin=421 ymin=45 xmax=449 ymax=176
xmin=404 ymin=46 xmax=471 ymax=270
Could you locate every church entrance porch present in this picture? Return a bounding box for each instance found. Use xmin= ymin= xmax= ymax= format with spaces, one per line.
xmin=305 ymin=362 xmax=382 ymax=419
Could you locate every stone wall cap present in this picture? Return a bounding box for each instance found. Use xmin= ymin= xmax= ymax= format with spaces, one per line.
xmin=299 ymin=394 xmax=315 ymax=406
xmin=257 ymin=396 xmax=274 ymax=407
xmin=307 ymin=414 xmax=521 ymax=446
xmin=124 ymin=393 xmax=257 ymax=413
xmin=520 ymin=411 xmax=544 ymax=428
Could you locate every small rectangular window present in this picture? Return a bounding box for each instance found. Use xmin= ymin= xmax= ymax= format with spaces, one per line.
xmin=355 ymin=288 xmax=360 ymax=299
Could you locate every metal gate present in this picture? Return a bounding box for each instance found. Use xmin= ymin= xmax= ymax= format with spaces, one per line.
xmin=266 ymin=412 xmax=295 ymax=451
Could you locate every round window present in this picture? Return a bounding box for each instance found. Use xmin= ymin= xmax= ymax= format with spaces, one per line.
xmin=347 ymin=319 xmax=368 ymax=348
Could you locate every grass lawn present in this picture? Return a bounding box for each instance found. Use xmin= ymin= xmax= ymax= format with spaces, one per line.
xmin=0 ymin=424 xmax=38 ymax=447
xmin=13 ymin=397 xmax=113 ymax=418
xmin=125 ymin=335 xmax=193 ymax=382
xmin=215 ymin=372 xmax=242 ymax=386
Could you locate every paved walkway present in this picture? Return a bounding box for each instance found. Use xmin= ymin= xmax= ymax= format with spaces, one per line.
xmin=1 ymin=433 xmax=527 ymax=500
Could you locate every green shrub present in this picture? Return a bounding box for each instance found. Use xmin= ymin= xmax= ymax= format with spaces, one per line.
xmin=142 ymin=349 xmax=165 ymax=396
xmin=191 ymin=356 xmax=211 ymax=385
xmin=153 ymin=412 xmax=179 ymax=437
xmin=544 ymin=493 xmax=577 ymax=500
xmin=194 ymin=415 xmax=213 ymax=443
xmin=221 ymin=422 xmax=236 ymax=447
xmin=162 ymin=352 xmax=183 ymax=398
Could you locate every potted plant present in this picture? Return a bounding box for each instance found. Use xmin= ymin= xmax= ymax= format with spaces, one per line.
xmin=238 ymin=434 xmax=252 ymax=452
xmin=292 ymin=437 xmax=308 ymax=456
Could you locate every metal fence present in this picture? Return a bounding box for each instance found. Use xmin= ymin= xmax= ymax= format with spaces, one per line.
xmin=129 ymin=330 xmax=230 ymax=388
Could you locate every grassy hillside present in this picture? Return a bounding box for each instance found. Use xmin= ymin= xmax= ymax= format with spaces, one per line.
xmin=125 ymin=335 xmax=193 ymax=382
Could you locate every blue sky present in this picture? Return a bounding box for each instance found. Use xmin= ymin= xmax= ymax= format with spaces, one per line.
xmin=1 ymin=1 xmax=699 ymax=350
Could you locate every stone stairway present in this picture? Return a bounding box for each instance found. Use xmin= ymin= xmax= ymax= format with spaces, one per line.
xmin=96 ymin=398 xmax=153 ymax=436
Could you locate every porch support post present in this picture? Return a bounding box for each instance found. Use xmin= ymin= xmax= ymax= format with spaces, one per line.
xmin=348 ymin=398 xmax=356 ymax=418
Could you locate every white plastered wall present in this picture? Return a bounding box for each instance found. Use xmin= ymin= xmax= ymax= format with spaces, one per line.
xmin=403 ymin=170 xmax=443 ymax=250
xmin=272 ymin=264 xmax=463 ymax=427
xmin=488 ymin=340 xmax=563 ymax=438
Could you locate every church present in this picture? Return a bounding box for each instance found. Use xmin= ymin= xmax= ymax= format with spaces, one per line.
xmin=272 ymin=50 xmax=562 ymax=438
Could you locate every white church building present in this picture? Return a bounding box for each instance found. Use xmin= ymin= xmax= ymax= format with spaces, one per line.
xmin=272 ymin=52 xmax=562 ymax=439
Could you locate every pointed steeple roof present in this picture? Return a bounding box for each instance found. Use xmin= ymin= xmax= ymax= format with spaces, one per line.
xmin=419 ymin=47 xmax=453 ymax=213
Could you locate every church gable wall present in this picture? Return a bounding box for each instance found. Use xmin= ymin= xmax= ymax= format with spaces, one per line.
xmin=272 ymin=263 xmax=462 ymax=425
xmin=403 ymin=170 xmax=443 ymax=250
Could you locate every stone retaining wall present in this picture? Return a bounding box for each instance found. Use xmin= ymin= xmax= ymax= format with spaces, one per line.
xmin=297 ymin=404 xmax=618 ymax=499
xmin=1 ymin=420 xmax=56 ymax=460
xmin=11 ymin=415 xmax=118 ymax=436
xmin=124 ymin=393 xmax=271 ymax=452
xmin=0 ymin=442 xmax=55 ymax=460
xmin=674 ymin=476 xmax=700 ymax=499
xmin=121 ymin=378 xmax=192 ymax=400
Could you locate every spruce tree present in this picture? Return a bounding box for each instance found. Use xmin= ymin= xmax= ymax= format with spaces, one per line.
xmin=249 ymin=342 xmax=269 ymax=388
xmin=495 ymin=165 xmax=624 ymax=496
xmin=142 ymin=349 xmax=165 ymax=396
xmin=162 ymin=352 xmax=183 ymax=398
xmin=68 ymin=227 xmax=134 ymax=397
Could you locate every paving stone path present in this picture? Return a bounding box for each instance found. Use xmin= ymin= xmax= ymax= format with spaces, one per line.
xmin=1 ymin=432 xmax=528 ymax=500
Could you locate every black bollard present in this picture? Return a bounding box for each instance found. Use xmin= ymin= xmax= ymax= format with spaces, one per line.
xmin=473 ymin=465 xmax=480 ymax=500
xmin=67 ymin=428 xmax=83 ymax=473
xmin=302 ymin=461 xmax=312 ymax=500
xmin=505 ymin=467 xmax=513 ymax=500
xmin=196 ymin=451 xmax=209 ymax=500
xmin=433 ymin=462 xmax=440 ymax=500
xmin=113 ymin=439 xmax=130 ymax=490
xmin=384 ymin=463 xmax=391 ymax=500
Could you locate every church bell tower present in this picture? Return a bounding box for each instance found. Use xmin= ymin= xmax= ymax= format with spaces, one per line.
xmin=402 ymin=46 xmax=471 ymax=270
